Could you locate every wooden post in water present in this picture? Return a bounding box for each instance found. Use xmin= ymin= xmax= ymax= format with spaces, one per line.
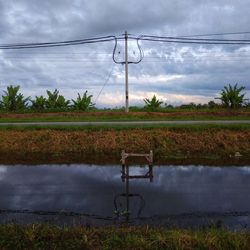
xmin=121 ymin=150 xmax=154 ymax=182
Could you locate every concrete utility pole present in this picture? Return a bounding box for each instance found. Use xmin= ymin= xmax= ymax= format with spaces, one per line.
xmin=125 ymin=31 xmax=129 ymax=112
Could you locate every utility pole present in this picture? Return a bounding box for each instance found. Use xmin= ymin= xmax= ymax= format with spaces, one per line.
xmin=125 ymin=31 xmax=129 ymax=112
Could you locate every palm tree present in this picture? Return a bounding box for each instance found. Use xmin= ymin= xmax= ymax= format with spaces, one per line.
xmin=31 ymin=95 xmax=47 ymax=111
xmin=217 ymin=83 xmax=247 ymax=108
xmin=143 ymin=95 xmax=163 ymax=111
xmin=45 ymin=89 xmax=70 ymax=109
xmin=71 ymin=91 xmax=95 ymax=111
xmin=0 ymin=85 xmax=30 ymax=111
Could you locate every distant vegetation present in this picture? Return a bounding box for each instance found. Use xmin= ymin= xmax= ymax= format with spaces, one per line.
xmin=0 ymin=83 xmax=249 ymax=112
xmin=216 ymin=83 xmax=248 ymax=108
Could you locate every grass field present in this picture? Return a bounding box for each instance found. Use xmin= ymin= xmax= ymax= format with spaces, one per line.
xmin=0 ymin=224 xmax=249 ymax=250
xmin=0 ymin=110 xmax=250 ymax=122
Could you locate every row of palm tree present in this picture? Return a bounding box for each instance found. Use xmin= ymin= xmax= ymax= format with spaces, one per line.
xmin=0 ymin=86 xmax=95 ymax=111
xmin=0 ymin=83 xmax=248 ymax=112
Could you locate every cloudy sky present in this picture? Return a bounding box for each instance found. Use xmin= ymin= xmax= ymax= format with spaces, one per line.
xmin=0 ymin=0 xmax=250 ymax=107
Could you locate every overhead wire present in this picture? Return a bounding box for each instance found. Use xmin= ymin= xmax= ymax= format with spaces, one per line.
xmin=139 ymin=34 xmax=250 ymax=42
xmin=1 ymin=32 xmax=250 ymax=65
xmin=137 ymin=37 xmax=250 ymax=45
xmin=175 ymin=31 xmax=250 ymax=38
xmin=112 ymin=36 xmax=144 ymax=64
xmin=94 ymin=64 xmax=115 ymax=104
xmin=0 ymin=35 xmax=117 ymax=49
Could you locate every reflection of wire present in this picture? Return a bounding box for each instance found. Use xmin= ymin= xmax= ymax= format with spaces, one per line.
xmin=0 ymin=209 xmax=113 ymax=221
xmin=113 ymin=193 xmax=145 ymax=218
xmin=94 ymin=64 xmax=115 ymax=104
xmin=138 ymin=211 xmax=250 ymax=221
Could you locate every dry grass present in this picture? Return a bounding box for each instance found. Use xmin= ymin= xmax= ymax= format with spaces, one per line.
xmin=0 ymin=128 xmax=249 ymax=164
xmin=0 ymin=224 xmax=250 ymax=250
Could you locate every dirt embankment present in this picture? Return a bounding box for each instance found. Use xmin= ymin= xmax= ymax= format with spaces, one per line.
xmin=1 ymin=110 xmax=250 ymax=119
xmin=0 ymin=128 xmax=249 ymax=165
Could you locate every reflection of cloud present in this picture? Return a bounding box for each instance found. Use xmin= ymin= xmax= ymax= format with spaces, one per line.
xmin=0 ymin=166 xmax=7 ymax=180
xmin=0 ymin=164 xmax=250 ymax=217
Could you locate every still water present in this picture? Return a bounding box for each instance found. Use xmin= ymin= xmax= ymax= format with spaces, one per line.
xmin=1 ymin=164 xmax=250 ymax=229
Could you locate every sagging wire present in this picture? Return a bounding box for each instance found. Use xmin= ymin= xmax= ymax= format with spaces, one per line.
xmin=0 ymin=35 xmax=117 ymax=49
xmin=137 ymin=35 xmax=250 ymax=45
xmin=113 ymin=193 xmax=145 ymax=219
xmin=94 ymin=63 xmax=115 ymax=104
xmin=112 ymin=36 xmax=144 ymax=64
xmin=0 ymin=209 xmax=113 ymax=221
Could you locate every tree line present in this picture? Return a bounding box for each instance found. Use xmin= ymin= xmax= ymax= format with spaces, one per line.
xmin=0 ymin=83 xmax=248 ymax=112
xmin=0 ymin=86 xmax=94 ymax=112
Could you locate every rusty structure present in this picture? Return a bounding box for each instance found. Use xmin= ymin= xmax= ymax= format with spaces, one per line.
xmin=121 ymin=150 xmax=153 ymax=182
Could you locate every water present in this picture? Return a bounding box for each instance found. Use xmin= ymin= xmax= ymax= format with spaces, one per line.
xmin=1 ymin=164 xmax=250 ymax=229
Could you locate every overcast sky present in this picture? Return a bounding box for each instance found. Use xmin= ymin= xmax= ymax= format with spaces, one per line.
xmin=0 ymin=0 xmax=250 ymax=107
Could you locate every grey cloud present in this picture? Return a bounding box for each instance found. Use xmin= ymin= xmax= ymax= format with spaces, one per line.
xmin=0 ymin=0 xmax=250 ymax=106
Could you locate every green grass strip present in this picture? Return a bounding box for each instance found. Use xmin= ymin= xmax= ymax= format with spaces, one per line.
xmin=0 ymin=123 xmax=249 ymax=131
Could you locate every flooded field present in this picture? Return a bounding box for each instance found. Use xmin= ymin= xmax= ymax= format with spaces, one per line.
xmin=1 ymin=164 xmax=250 ymax=229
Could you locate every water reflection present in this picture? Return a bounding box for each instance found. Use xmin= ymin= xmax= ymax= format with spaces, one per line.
xmin=1 ymin=164 xmax=250 ymax=229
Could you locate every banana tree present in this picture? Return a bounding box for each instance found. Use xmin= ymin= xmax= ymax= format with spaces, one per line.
xmin=0 ymin=85 xmax=30 ymax=111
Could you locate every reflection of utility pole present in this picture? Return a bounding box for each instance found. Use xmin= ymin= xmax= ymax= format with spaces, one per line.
xmin=125 ymin=31 xmax=129 ymax=112
xmin=125 ymin=165 xmax=129 ymax=222
xmin=113 ymin=150 xmax=154 ymax=223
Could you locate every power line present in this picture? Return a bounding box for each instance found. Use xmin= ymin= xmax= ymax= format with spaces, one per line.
xmin=139 ymin=34 xmax=250 ymax=42
xmin=137 ymin=37 xmax=250 ymax=45
xmin=94 ymin=64 xmax=115 ymax=104
xmin=2 ymin=32 xmax=250 ymax=50
xmin=176 ymin=31 xmax=250 ymax=38
xmin=0 ymin=35 xmax=117 ymax=49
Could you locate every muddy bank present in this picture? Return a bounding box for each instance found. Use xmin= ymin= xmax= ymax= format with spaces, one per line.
xmin=0 ymin=128 xmax=249 ymax=165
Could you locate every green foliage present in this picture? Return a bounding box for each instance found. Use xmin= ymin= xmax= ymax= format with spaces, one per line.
xmin=217 ymin=83 xmax=247 ymax=109
xmin=71 ymin=91 xmax=95 ymax=111
xmin=143 ymin=95 xmax=163 ymax=111
xmin=0 ymin=85 xmax=30 ymax=111
xmin=45 ymin=89 xmax=70 ymax=109
xmin=31 ymin=95 xmax=46 ymax=111
xmin=208 ymin=100 xmax=220 ymax=109
xmin=179 ymin=102 xmax=197 ymax=110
